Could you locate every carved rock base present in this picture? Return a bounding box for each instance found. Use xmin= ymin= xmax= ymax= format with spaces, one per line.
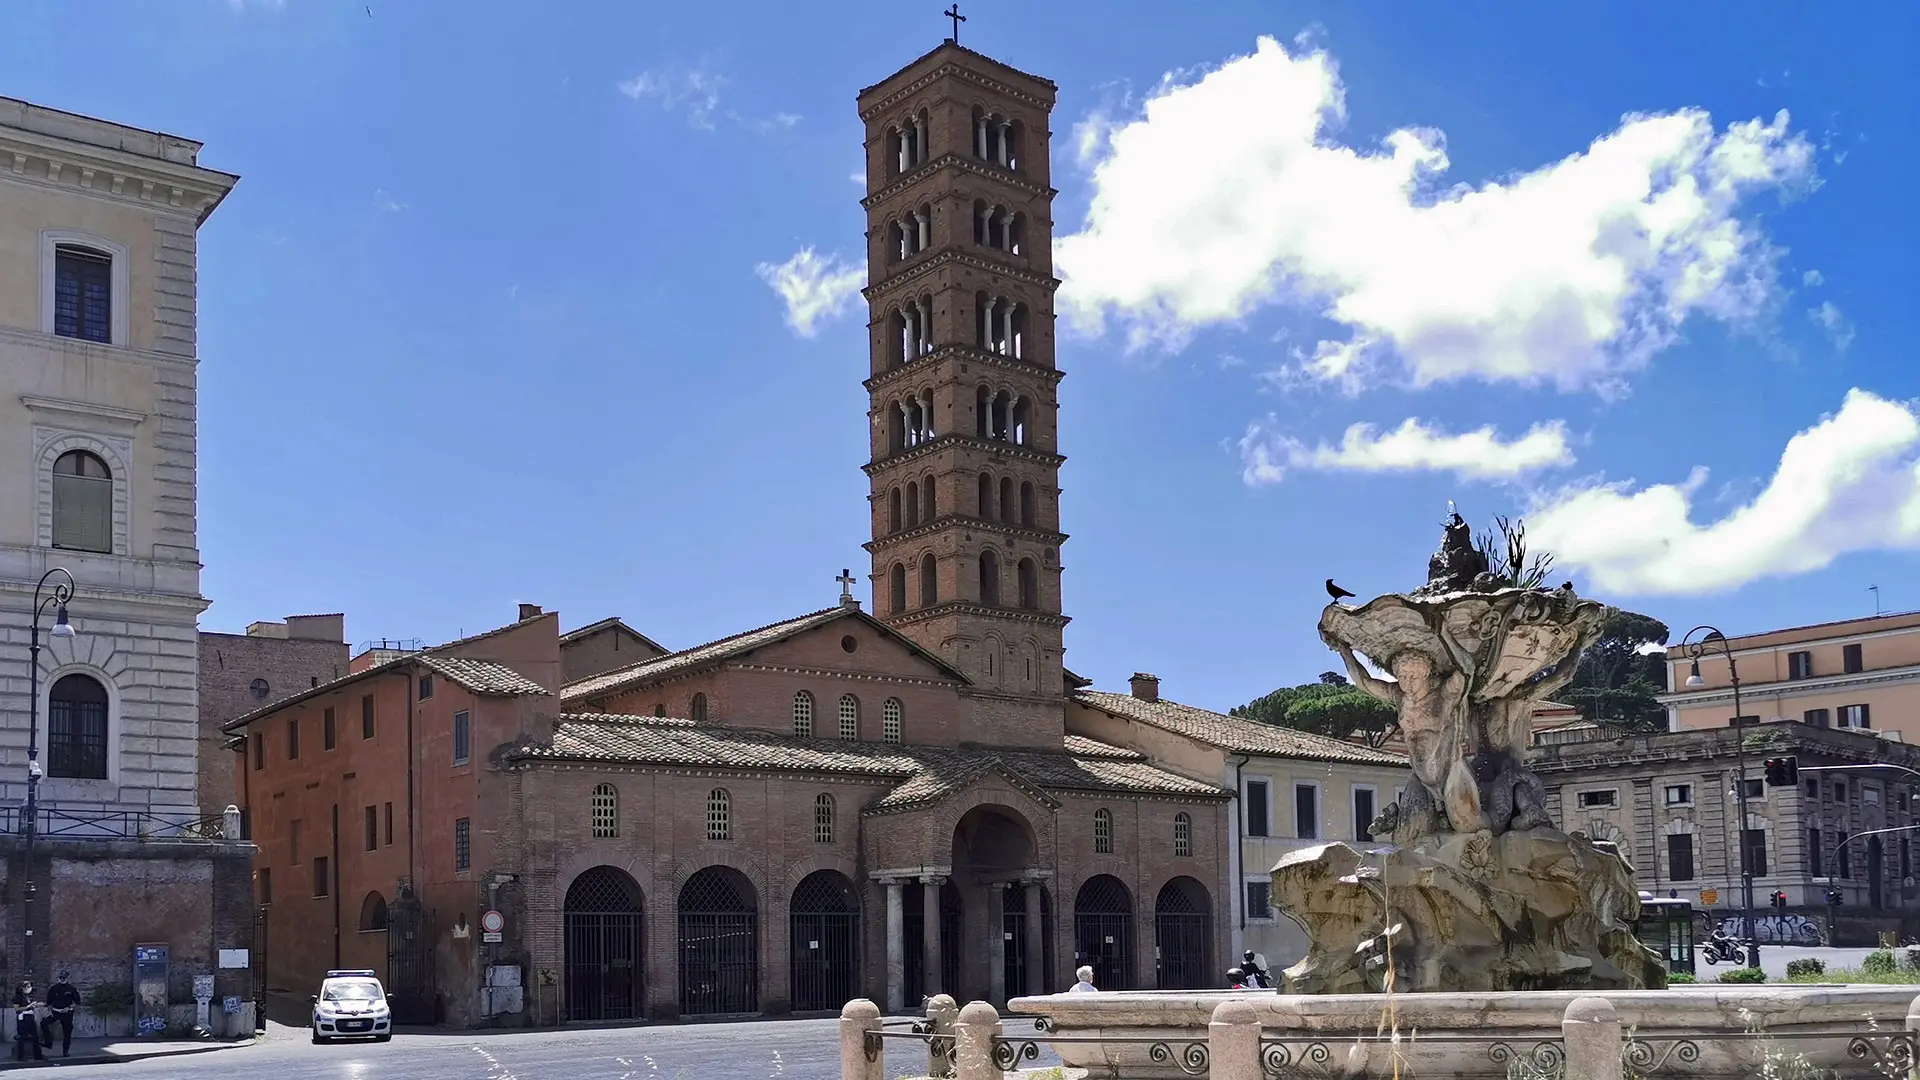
xmin=1273 ymin=827 xmax=1667 ymax=994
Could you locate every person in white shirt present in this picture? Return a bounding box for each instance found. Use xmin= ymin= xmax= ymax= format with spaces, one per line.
xmin=1069 ymin=966 xmax=1097 ymax=992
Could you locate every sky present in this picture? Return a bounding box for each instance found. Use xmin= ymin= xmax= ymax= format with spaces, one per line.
xmin=4 ymin=1 xmax=1917 ymax=713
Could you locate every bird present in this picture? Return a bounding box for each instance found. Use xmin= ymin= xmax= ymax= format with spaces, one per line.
xmin=1326 ymin=579 xmax=1356 ymax=601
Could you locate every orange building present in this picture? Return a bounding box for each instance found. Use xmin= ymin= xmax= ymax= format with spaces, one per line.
xmin=1660 ymin=611 xmax=1920 ymax=739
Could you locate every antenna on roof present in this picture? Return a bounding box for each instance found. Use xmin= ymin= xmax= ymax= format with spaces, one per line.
xmin=1871 ymin=585 xmax=1883 ymax=616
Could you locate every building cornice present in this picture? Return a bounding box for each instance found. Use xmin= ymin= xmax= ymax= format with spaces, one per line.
xmin=1529 ymin=721 xmax=1920 ymax=775
xmin=884 ymin=600 xmax=1070 ymax=631
xmin=1656 ymin=664 xmax=1920 ymax=709
xmin=864 ymin=344 xmax=1064 ymax=396
xmin=864 ymin=433 xmax=1066 ymax=476
xmin=862 ymin=152 xmax=1057 ymax=211
xmin=21 ymin=395 xmax=147 ymax=435
xmin=0 ymin=573 xmax=207 ymax=614
xmin=864 ymin=514 xmax=1068 ymax=554
xmin=0 ymin=323 xmax=198 ymax=370
xmin=723 ymin=661 xmax=961 ymax=690
xmin=859 ymin=64 xmax=1054 ymax=123
xmin=864 ymin=247 xmax=1060 ymax=302
xmin=0 ymin=129 xmax=237 ymax=225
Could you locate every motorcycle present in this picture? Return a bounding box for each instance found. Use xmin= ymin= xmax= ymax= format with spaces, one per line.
xmin=1701 ymin=937 xmax=1740 ymax=965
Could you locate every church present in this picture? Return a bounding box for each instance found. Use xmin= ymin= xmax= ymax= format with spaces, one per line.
xmin=227 ymin=35 xmax=1407 ymax=1026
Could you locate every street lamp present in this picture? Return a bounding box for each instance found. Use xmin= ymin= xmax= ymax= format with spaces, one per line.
xmin=1680 ymin=625 xmax=1760 ymax=969
xmin=24 ymin=567 xmax=77 ymax=979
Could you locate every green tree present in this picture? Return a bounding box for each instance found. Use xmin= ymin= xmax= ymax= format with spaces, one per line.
xmin=1231 ymin=679 xmax=1400 ymax=748
xmin=1562 ymin=608 xmax=1670 ymax=732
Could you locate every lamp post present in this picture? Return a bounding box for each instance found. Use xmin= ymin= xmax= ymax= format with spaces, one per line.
xmin=24 ymin=567 xmax=77 ymax=979
xmin=1680 ymin=625 xmax=1760 ymax=969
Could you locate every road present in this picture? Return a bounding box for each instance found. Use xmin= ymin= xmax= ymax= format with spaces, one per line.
xmin=1702 ymin=945 xmax=1882 ymax=980
xmin=109 ymin=1015 xmax=1064 ymax=1080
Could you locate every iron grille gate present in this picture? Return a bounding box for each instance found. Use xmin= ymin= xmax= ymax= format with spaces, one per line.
xmin=565 ymin=867 xmax=644 ymax=1022
xmin=1154 ymin=879 xmax=1212 ymax=990
xmin=252 ymin=906 xmax=268 ymax=1032
xmin=1074 ymin=875 xmax=1133 ymax=990
xmin=679 ymin=868 xmax=758 ymax=1015
xmin=1001 ymin=886 xmax=1055 ymax=998
xmin=386 ymin=888 xmax=438 ymax=1025
xmin=789 ymin=872 xmax=859 ymax=1012
xmin=940 ymin=882 xmax=962 ymax=999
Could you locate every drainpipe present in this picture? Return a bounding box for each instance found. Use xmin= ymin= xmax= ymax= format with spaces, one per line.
xmin=405 ymin=668 xmax=417 ymax=890
xmin=331 ymin=803 xmax=343 ymax=968
xmin=1230 ymin=755 xmax=1248 ymax=964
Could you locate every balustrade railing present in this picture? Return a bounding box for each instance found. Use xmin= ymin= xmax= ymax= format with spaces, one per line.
xmin=1 ymin=805 xmax=244 ymax=842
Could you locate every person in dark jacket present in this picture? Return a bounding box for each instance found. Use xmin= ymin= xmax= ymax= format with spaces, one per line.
xmin=43 ymin=973 xmax=78 ymax=1056
xmin=11 ymin=982 xmax=43 ymax=1062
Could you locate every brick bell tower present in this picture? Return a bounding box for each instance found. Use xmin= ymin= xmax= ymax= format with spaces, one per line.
xmin=856 ymin=38 xmax=1069 ymax=744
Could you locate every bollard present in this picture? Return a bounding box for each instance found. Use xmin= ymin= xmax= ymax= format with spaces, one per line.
xmin=1561 ymin=996 xmax=1622 ymax=1080
xmin=954 ymin=1000 xmax=1004 ymax=1080
xmin=1209 ymin=999 xmax=1264 ymax=1080
xmin=925 ymin=994 xmax=959 ymax=1078
xmin=840 ymin=999 xmax=883 ymax=1080
xmin=1905 ymin=993 xmax=1920 ymax=1080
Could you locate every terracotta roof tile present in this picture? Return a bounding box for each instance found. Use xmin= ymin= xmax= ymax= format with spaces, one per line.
xmin=1074 ymin=690 xmax=1409 ymax=767
xmin=1060 ymin=734 xmax=1144 ymax=760
xmin=415 ymin=655 xmax=550 ymax=697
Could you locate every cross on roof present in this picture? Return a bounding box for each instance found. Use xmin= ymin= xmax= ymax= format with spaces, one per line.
xmin=837 ymin=568 xmax=858 ymax=601
xmin=944 ymin=4 xmax=965 ymax=44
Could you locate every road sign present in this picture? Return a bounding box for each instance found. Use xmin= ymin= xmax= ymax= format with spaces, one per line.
xmin=482 ymin=932 xmax=502 ymax=944
xmin=481 ymin=910 xmax=505 ymax=934
xmin=1701 ymin=888 xmax=1719 ymax=905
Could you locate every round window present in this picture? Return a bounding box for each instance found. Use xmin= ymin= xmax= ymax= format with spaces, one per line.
xmin=249 ymin=678 xmax=270 ymax=700
xmin=841 ymin=635 xmax=859 ymax=654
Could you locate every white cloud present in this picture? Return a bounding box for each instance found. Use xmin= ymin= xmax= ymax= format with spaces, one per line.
xmin=1057 ymin=37 xmax=1816 ymax=394
xmin=1802 ymin=269 xmax=1825 ymax=286
xmin=755 ymin=248 xmax=865 ymax=338
xmin=373 ymin=189 xmax=407 ymax=212
xmin=1528 ymin=388 xmax=1920 ymax=596
xmin=618 ymin=68 xmax=726 ymax=129
xmin=1809 ymin=300 xmax=1855 ymax=351
xmin=849 ymin=171 xmax=868 ymax=186
xmin=1239 ymin=416 xmax=1574 ymax=485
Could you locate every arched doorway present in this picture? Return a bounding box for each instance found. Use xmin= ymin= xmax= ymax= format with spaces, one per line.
xmin=790 ymin=870 xmax=859 ymax=1011
xmin=1001 ymin=884 xmax=1053 ymax=998
xmin=1154 ymin=877 xmax=1211 ymax=989
xmin=952 ymin=805 xmax=1034 ymax=1000
xmin=564 ymin=866 xmax=644 ymax=1021
xmin=1074 ymin=875 xmax=1133 ymax=990
xmin=679 ymin=866 xmax=758 ymax=1015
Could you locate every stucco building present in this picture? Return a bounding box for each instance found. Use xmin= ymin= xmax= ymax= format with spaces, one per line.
xmin=0 ymin=96 xmax=254 ymax=1020
xmin=1661 ymin=611 xmax=1920 ymax=740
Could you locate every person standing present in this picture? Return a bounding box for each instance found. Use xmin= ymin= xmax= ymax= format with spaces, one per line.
xmin=43 ymin=973 xmax=78 ymax=1057
xmin=11 ymin=982 xmax=42 ymax=1062
xmin=1068 ymin=966 xmax=1097 ymax=992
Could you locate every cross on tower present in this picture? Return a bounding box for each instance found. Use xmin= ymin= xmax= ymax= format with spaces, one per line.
xmin=944 ymin=4 xmax=965 ymax=43
xmin=837 ymin=568 xmax=858 ymax=603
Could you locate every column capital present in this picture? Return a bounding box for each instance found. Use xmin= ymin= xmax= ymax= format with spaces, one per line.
xmin=920 ymin=874 xmax=948 ymax=886
xmin=874 ymin=876 xmax=904 ymax=887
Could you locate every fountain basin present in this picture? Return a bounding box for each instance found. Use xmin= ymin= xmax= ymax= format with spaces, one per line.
xmin=1006 ymin=985 xmax=1918 ymax=1078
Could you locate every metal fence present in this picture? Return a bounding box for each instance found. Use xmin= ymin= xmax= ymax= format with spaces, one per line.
xmin=1 ymin=805 xmax=241 ymax=841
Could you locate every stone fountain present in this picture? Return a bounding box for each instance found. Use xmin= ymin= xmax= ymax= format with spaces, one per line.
xmin=1277 ymin=509 xmax=1666 ymax=993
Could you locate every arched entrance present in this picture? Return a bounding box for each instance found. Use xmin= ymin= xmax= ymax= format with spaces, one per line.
xmin=951 ymin=805 xmax=1035 ymax=1000
xmin=679 ymin=866 xmax=758 ymax=1015
xmin=564 ymin=866 xmax=644 ymax=1021
xmin=790 ymin=870 xmax=860 ymax=1011
xmin=1075 ymin=875 xmax=1133 ymax=990
xmin=1154 ymin=877 xmax=1211 ymax=989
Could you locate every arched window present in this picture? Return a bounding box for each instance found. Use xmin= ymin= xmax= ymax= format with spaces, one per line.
xmin=52 ymin=449 xmax=112 ymax=553
xmin=975 ymin=385 xmax=992 ymax=436
xmin=792 ymin=691 xmax=815 ymax=737
xmin=1173 ymin=812 xmax=1193 ymax=857
xmin=1020 ymin=481 xmax=1036 ymax=526
xmin=999 ymin=477 xmax=1014 ymax=523
xmin=888 ymin=487 xmax=902 ymax=533
xmin=889 ymin=563 xmax=908 ymax=614
xmin=690 ymin=693 xmax=708 ymax=723
xmin=48 ymin=672 xmax=108 ymax=779
xmin=979 ymin=550 xmax=1001 ymax=606
xmin=653 ymin=704 xmax=667 ymax=717
xmin=977 ymin=472 xmax=994 ymax=518
xmin=905 ymin=480 xmax=921 ymax=528
xmin=1094 ymin=808 xmax=1114 ymax=855
xmin=922 ymin=475 xmax=936 ymax=522
xmin=888 ymin=403 xmax=906 ymax=454
xmin=591 ymin=783 xmax=619 ymax=838
xmin=359 ymin=891 xmax=390 ymax=932
xmin=814 ymin=793 xmax=835 ymax=844
xmin=883 ymin=698 xmax=904 ymax=744
xmin=1017 ymin=558 xmax=1039 ymax=610
xmin=838 ymin=694 xmax=860 ymax=740
xmin=706 ymin=789 xmax=732 ymax=841
xmin=919 ymin=553 xmax=938 ymax=607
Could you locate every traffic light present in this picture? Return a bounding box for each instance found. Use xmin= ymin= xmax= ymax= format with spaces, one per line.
xmin=1827 ymin=888 xmax=1844 ymax=907
xmin=1763 ymin=756 xmax=1800 ymax=786
xmin=1771 ymin=891 xmax=1787 ymax=910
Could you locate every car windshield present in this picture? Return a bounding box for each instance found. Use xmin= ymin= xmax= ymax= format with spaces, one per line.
xmin=322 ymin=981 xmax=383 ymax=1002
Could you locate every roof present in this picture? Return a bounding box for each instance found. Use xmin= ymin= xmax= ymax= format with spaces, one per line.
xmin=504 ymin=714 xmax=1228 ymax=811
xmin=560 ymin=616 xmax=669 ymax=655
xmin=1074 ymin=690 xmax=1410 ymax=768
xmin=560 ymin=605 xmax=970 ymax=704
xmin=415 ymin=655 xmax=548 ymax=697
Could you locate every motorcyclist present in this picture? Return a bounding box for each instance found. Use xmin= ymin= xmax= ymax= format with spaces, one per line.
xmin=1707 ymin=925 xmax=1735 ymax=958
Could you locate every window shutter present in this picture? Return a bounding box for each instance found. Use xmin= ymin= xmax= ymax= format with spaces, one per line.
xmin=53 ymin=473 xmax=112 ymax=552
xmin=1860 ymin=703 xmax=1872 ymax=729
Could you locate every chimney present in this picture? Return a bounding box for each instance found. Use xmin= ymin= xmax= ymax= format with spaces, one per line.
xmin=1129 ymin=673 xmax=1160 ymax=702
xmin=518 ymin=603 xmax=543 ymax=622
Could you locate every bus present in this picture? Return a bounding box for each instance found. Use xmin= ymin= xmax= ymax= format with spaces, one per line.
xmin=1632 ymin=896 xmax=1696 ymax=978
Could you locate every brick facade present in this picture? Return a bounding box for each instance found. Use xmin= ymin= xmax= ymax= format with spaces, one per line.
xmin=197 ymin=614 xmax=348 ymax=816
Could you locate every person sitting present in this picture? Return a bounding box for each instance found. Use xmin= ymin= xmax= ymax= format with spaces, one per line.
xmin=1068 ymin=966 xmax=1097 ymax=992
xmin=1240 ymin=950 xmax=1271 ymax=989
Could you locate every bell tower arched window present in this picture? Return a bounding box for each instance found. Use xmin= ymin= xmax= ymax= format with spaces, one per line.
xmin=999 ymin=477 xmax=1014 ymax=524
xmin=1020 ymin=482 xmax=1036 ymax=526
xmin=888 ymin=487 xmax=902 ymax=533
xmin=979 ymin=550 xmax=1001 ymax=606
xmin=889 ymin=563 xmax=907 ymax=615
xmin=977 ymin=472 xmax=994 ymax=518
xmin=1017 ymin=558 xmax=1038 ymax=610
xmin=919 ymin=553 xmax=938 ymax=607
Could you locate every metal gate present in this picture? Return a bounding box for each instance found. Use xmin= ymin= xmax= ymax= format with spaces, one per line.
xmin=939 ymin=881 xmax=962 ymax=999
xmin=251 ymin=906 xmax=268 ymax=1032
xmin=678 ymin=867 xmax=758 ymax=1015
xmin=1154 ymin=877 xmax=1212 ymax=990
xmin=386 ymin=885 xmax=438 ymax=1025
xmin=1003 ymin=885 xmax=1056 ymax=998
xmin=565 ymin=867 xmax=644 ymax=1021
xmin=789 ymin=871 xmax=859 ymax=1011
xmin=1074 ymin=875 xmax=1133 ymax=991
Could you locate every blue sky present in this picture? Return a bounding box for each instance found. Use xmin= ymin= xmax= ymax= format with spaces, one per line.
xmin=6 ymin=1 xmax=1916 ymax=712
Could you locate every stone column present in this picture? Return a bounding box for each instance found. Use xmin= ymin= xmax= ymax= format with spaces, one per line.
xmin=1022 ymin=881 xmax=1043 ymax=997
xmin=1561 ymin=997 xmax=1622 ymax=1080
xmin=1000 ymin=303 xmax=1015 ymax=355
xmin=975 ymin=117 xmax=988 ymax=158
xmin=918 ymin=296 xmax=933 ymax=354
xmin=840 ymin=999 xmax=883 ymax=1080
xmin=1209 ymin=999 xmax=1263 ymax=1080
xmin=954 ymin=1000 xmax=1003 ymax=1080
xmin=914 ymin=116 xmax=927 ymax=165
xmin=916 ymin=209 xmax=929 ymax=252
xmin=920 ymin=391 xmax=935 ymax=438
xmin=922 ymin=877 xmax=944 ymax=997
xmin=996 ymin=122 xmax=1011 ymax=166
xmin=981 ymin=297 xmax=997 ymax=351
xmin=987 ymin=881 xmax=1007 ymax=1004
xmin=883 ymin=879 xmax=905 ymax=1013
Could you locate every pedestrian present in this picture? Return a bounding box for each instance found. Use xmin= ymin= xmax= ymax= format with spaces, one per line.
xmin=11 ymin=981 xmax=42 ymax=1062
xmin=43 ymin=972 xmax=78 ymax=1057
xmin=1068 ymin=966 xmax=1097 ymax=992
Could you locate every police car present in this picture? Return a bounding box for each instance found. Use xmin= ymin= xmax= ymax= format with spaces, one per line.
xmin=310 ymin=970 xmax=392 ymax=1044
